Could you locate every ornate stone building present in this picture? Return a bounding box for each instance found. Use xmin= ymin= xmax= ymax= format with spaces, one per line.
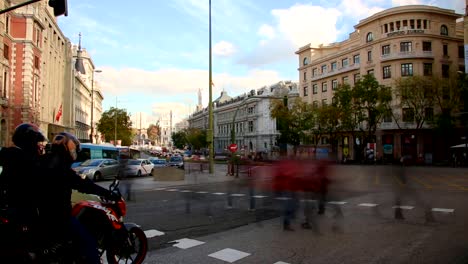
xmin=188 ymin=81 xmax=298 ymax=156
xmin=296 ymin=5 xmax=464 ymax=163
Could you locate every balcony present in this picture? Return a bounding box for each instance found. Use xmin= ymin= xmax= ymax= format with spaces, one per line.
xmin=310 ymin=63 xmax=360 ymax=82
xmin=381 ymin=51 xmax=433 ymax=62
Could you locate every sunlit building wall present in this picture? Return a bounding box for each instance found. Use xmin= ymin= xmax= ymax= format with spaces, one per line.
xmin=296 ymin=5 xmax=464 ymax=163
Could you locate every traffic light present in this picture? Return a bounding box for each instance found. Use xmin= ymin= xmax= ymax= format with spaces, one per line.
xmin=48 ymin=0 xmax=67 ymax=16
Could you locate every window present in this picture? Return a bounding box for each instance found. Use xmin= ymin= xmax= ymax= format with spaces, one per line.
xmin=442 ymin=64 xmax=449 ymax=78
xmin=353 ymin=54 xmax=360 ymax=64
xmin=303 ymin=87 xmax=308 ymax=96
xmin=417 ymin=19 xmax=422 ymax=29
xmin=443 ymin=44 xmax=448 ymax=56
xmin=342 ymin=58 xmax=349 ymax=68
xmin=383 ymin=66 xmax=391 ymax=79
xmin=423 ymin=63 xmax=432 ymax=76
xmin=410 ymin=19 xmax=415 ymax=29
xmin=383 ymin=112 xmax=392 ymax=123
xmin=303 ymin=57 xmax=309 ymax=66
xmin=382 ymin=45 xmax=390 ymax=56
xmin=322 ymin=82 xmax=327 ymax=92
xmin=440 ymin=25 xmax=448 ymax=36
xmin=313 ymin=101 xmax=318 ymax=108
xmin=303 ymin=71 xmax=307 ymax=81
xmin=332 ymin=79 xmax=338 ymax=90
xmin=367 ymin=69 xmax=374 ymax=76
xmin=248 ymin=121 xmax=254 ymax=132
xmin=354 ymin=73 xmax=361 ymax=83
xmin=5 ymin=16 xmax=9 ymax=34
xmin=321 ymin=65 xmax=327 ymax=73
xmin=34 ymin=56 xmax=40 ymax=69
xmin=401 ymin=63 xmax=413 ymax=76
xmin=2 ymin=70 xmax=7 ymax=98
xmin=384 ymin=24 xmax=388 ymax=33
xmin=332 ymin=96 xmax=337 ymax=105
xmin=366 ymin=32 xmax=373 ymax=42
xmin=459 ymin=46 xmax=464 ymax=59
xmin=3 ymin=44 xmax=9 ymax=59
xmin=423 ymin=41 xmax=431 ymax=52
xmin=313 ymin=84 xmax=318 ymax=94
xmin=400 ymin=42 xmax=412 ymax=52
xmin=425 ymin=108 xmax=434 ymax=122
xmin=312 ymin=68 xmax=318 ymax=77
xmin=367 ymin=50 xmax=372 ymax=62
xmin=342 ymin=76 xmax=349 ymax=84
xmin=331 ymin=61 xmax=337 ymax=71
xmin=403 ymin=108 xmax=414 ymax=122
xmin=322 ymin=99 xmax=327 ymax=106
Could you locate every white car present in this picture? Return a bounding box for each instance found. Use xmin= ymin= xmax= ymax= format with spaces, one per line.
xmin=123 ymin=159 xmax=154 ymax=177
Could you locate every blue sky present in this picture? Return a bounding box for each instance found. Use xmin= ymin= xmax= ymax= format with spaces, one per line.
xmin=58 ymin=0 xmax=464 ymax=126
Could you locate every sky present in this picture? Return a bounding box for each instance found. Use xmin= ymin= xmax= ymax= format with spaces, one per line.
xmin=58 ymin=0 xmax=464 ymax=127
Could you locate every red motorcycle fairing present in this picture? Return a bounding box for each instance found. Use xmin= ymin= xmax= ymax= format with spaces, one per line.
xmin=71 ymin=200 xmax=124 ymax=230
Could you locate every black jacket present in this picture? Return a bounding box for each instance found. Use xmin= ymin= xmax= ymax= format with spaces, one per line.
xmin=38 ymin=147 xmax=111 ymax=236
xmin=0 ymin=147 xmax=41 ymax=216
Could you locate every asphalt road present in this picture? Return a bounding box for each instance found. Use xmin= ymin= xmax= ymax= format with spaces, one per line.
xmin=101 ymin=164 xmax=468 ymax=264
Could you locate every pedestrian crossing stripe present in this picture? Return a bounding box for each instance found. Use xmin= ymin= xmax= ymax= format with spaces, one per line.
xmin=144 ymin=229 xmax=165 ymax=238
xmin=358 ymin=203 xmax=378 ymax=207
xmin=212 ymin=192 xmax=226 ymax=195
xmin=328 ymin=201 xmax=347 ymax=205
xmin=171 ymin=238 xmax=205 ymax=249
xmin=230 ymin=194 xmax=245 ymax=197
xmin=432 ymin=208 xmax=454 ymax=213
xmin=208 ymin=248 xmax=251 ymax=263
xmin=392 ymin=206 xmax=414 ymax=210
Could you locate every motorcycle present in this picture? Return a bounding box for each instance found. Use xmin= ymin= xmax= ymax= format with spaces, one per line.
xmin=71 ymin=178 xmax=148 ymax=264
xmin=0 ymin=178 xmax=148 ymax=264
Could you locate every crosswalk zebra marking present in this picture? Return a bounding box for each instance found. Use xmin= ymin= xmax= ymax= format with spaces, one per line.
xmin=208 ymin=248 xmax=251 ymax=263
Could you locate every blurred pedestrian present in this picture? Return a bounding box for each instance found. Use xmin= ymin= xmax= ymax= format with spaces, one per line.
xmin=117 ymin=156 xmax=133 ymax=201
xmin=273 ymin=157 xmax=300 ymax=231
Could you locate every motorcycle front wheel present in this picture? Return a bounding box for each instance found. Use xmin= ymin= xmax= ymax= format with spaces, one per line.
xmin=106 ymin=226 xmax=148 ymax=264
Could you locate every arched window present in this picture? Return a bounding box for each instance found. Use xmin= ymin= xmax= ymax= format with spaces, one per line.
xmin=440 ymin=25 xmax=448 ymax=36
xmin=303 ymin=57 xmax=309 ymax=66
xmin=366 ymin=32 xmax=373 ymax=42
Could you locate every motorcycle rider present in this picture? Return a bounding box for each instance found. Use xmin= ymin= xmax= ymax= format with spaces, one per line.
xmin=0 ymin=123 xmax=46 ymax=261
xmin=38 ymin=131 xmax=120 ymax=263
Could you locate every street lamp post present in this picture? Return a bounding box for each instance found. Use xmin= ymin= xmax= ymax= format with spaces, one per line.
xmin=90 ymin=69 xmax=102 ymax=143
xmin=208 ymin=0 xmax=214 ymax=173
xmin=114 ymin=97 xmax=118 ymax=146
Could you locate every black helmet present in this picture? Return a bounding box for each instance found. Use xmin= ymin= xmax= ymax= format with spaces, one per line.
xmin=12 ymin=123 xmax=46 ymax=151
xmin=52 ymin=132 xmax=81 ymax=160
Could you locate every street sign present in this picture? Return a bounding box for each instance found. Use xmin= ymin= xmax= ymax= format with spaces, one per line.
xmin=228 ymin=143 xmax=238 ymax=153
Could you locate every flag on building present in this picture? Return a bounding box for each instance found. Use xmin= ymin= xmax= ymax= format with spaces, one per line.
xmin=55 ymin=104 xmax=62 ymax=122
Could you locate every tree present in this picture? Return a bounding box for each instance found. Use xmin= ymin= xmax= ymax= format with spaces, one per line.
xmin=96 ymin=107 xmax=133 ymax=146
xmin=147 ymin=123 xmax=161 ymax=145
xmin=270 ymin=97 xmax=315 ymax=154
xmin=171 ymin=130 xmax=186 ymax=149
xmin=353 ymin=74 xmax=392 ymax=147
xmin=394 ymin=76 xmax=436 ymax=130
xmin=184 ymin=128 xmax=207 ymax=151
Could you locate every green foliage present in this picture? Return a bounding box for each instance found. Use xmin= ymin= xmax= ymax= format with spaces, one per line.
xmin=96 ymin=107 xmax=133 ymax=146
xmin=394 ymin=75 xmax=435 ymax=129
xmin=171 ymin=130 xmax=186 ymax=149
xmin=352 ymin=74 xmax=392 ymax=143
xmin=184 ymin=128 xmax=207 ymax=150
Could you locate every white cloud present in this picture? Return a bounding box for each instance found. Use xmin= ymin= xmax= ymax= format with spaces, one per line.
xmin=238 ymin=4 xmax=341 ymax=67
xmin=338 ymin=0 xmax=385 ymax=19
xmin=392 ymin=0 xmax=424 ymax=6
xmin=213 ymin=41 xmax=236 ymax=57
xmin=258 ymin=24 xmax=275 ymax=39
xmin=97 ymin=67 xmax=285 ymax=106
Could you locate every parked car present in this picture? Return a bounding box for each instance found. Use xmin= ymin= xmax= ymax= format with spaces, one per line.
xmin=168 ymin=156 xmax=184 ymax=168
xmin=149 ymin=157 xmax=168 ymax=167
xmin=124 ymin=159 xmax=154 ymax=177
xmin=73 ymin=158 xmax=120 ymax=181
